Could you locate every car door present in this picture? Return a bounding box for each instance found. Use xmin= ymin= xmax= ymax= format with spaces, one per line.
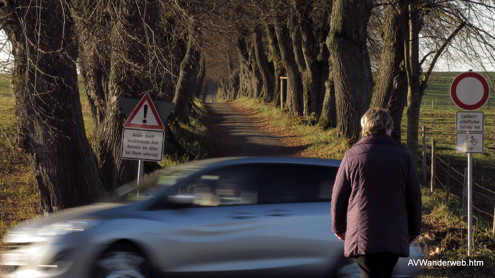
xmin=147 ymin=164 xmax=276 ymax=274
xmin=254 ymin=164 xmax=343 ymax=274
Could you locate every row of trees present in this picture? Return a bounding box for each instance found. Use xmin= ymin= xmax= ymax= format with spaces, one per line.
xmin=0 ymin=0 xmax=206 ymax=212
xmin=214 ymin=0 xmax=495 ymax=166
xmin=1 ymin=0 xmax=494 ymax=212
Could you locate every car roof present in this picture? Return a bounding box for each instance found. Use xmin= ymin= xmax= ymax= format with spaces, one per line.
xmin=180 ymin=156 xmax=341 ymax=169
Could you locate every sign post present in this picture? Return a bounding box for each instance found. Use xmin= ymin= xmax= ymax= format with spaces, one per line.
xmin=451 ymin=71 xmax=489 ymax=256
xmin=122 ymin=93 xmax=173 ymax=184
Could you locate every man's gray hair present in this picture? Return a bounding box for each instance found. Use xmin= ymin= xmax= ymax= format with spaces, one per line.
xmin=360 ymin=108 xmax=394 ymax=137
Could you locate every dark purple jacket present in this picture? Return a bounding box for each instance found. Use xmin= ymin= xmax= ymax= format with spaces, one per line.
xmin=331 ymin=134 xmax=421 ymax=257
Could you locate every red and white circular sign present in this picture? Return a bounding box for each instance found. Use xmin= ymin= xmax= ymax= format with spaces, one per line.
xmin=450 ymin=72 xmax=489 ymax=110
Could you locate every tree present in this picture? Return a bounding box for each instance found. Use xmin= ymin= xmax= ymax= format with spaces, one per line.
xmin=0 ymin=0 xmax=105 ymax=212
xmin=405 ymin=0 xmax=468 ymax=167
xmin=318 ymin=0 xmax=335 ymax=128
xmin=174 ymin=23 xmax=202 ymax=119
xmin=368 ymin=0 xmax=495 ymax=170
xmin=265 ymin=24 xmax=285 ymax=106
xmin=291 ymin=0 xmax=331 ymax=119
xmin=73 ymin=0 xmax=205 ymax=189
xmin=371 ymin=1 xmax=409 ymax=142
xmin=253 ymin=25 xmax=275 ymax=102
xmin=73 ymin=0 xmax=169 ymax=190
xmin=275 ymin=13 xmax=304 ymax=115
xmin=327 ymin=0 xmax=373 ymax=141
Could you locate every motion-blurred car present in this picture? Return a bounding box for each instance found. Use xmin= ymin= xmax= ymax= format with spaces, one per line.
xmin=1 ymin=157 xmax=423 ymax=278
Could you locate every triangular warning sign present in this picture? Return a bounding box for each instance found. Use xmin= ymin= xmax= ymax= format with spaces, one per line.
xmin=123 ymin=93 xmax=165 ymax=130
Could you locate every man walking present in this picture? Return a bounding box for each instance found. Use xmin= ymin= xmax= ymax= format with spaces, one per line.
xmin=331 ymin=108 xmax=422 ymax=278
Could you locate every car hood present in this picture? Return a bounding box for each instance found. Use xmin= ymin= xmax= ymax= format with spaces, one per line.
xmin=4 ymin=203 xmax=125 ymax=241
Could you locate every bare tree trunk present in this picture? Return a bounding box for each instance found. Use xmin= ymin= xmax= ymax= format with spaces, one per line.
xmin=72 ymin=0 xmax=111 ymax=129
xmin=248 ymin=41 xmax=263 ymax=99
xmin=230 ymin=69 xmax=240 ymax=100
xmin=371 ymin=1 xmax=408 ymax=142
xmin=327 ymin=0 xmax=373 ymax=141
xmin=254 ymin=26 xmax=275 ymax=102
xmin=290 ymin=16 xmax=307 ymax=75
xmin=265 ymin=24 xmax=284 ymax=107
xmin=292 ymin=0 xmax=327 ymax=119
xmin=405 ymin=1 xmax=425 ymax=170
xmin=174 ymin=28 xmax=201 ymax=119
xmin=320 ymin=72 xmax=337 ymax=128
xmin=275 ymin=17 xmax=303 ymax=115
xmin=2 ymin=0 xmax=105 ymax=212
xmin=406 ymin=3 xmax=466 ymax=167
xmin=223 ymin=53 xmax=240 ymax=100
xmin=195 ymin=55 xmax=207 ymax=99
xmin=289 ymin=16 xmax=310 ymax=115
xmin=318 ymin=0 xmax=333 ymax=125
xmin=236 ymin=35 xmax=253 ymax=98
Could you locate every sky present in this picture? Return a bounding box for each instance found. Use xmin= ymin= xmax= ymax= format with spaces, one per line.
xmin=1 ymin=26 xmax=494 ymax=74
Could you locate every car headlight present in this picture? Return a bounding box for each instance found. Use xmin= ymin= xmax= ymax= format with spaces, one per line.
xmin=36 ymin=219 xmax=101 ymax=237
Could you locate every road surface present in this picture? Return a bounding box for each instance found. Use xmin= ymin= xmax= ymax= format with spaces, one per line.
xmin=204 ymin=102 xmax=305 ymax=157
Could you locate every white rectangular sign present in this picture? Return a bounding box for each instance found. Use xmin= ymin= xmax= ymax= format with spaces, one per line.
xmin=456 ymin=133 xmax=483 ymax=153
xmin=456 ymin=111 xmax=484 ymax=132
xmin=122 ymin=128 xmax=165 ymax=161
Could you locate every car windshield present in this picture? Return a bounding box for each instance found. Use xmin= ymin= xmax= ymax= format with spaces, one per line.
xmin=109 ymin=166 xmax=199 ymax=203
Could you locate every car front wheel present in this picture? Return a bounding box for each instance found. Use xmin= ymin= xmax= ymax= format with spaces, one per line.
xmin=93 ymin=243 xmax=151 ymax=278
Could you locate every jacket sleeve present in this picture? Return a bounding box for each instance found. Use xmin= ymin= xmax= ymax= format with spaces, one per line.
xmin=331 ymin=155 xmax=352 ymax=235
xmin=406 ymin=155 xmax=422 ymax=238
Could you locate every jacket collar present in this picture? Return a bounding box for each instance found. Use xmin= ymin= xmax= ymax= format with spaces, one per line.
xmin=355 ymin=134 xmax=400 ymax=147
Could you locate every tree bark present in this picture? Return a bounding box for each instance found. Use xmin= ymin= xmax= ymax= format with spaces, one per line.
xmin=405 ymin=3 xmax=423 ymax=169
xmin=275 ymin=17 xmax=303 ymax=115
xmin=254 ymin=26 xmax=275 ymax=102
xmin=174 ymin=28 xmax=201 ymax=119
xmin=290 ymin=16 xmax=307 ymax=75
xmin=371 ymin=1 xmax=408 ymax=142
xmin=318 ymin=1 xmax=333 ymax=125
xmin=236 ymin=34 xmax=253 ymax=98
xmin=72 ymin=0 xmax=111 ymax=129
xmin=327 ymin=0 xmax=373 ymax=141
xmin=195 ymin=55 xmax=207 ymax=99
xmin=289 ymin=15 xmax=310 ymax=115
xmin=2 ymin=0 xmax=105 ymax=212
xmin=320 ymin=72 xmax=337 ymax=128
xmin=248 ymin=39 xmax=263 ymax=99
xmin=265 ymin=24 xmax=284 ymax=107
xmin=292 ymin=0 xmax=326 ymax=119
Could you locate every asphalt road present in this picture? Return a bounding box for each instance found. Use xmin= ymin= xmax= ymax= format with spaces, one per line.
xmin=204 ymin=102 xmax=305 ymax=157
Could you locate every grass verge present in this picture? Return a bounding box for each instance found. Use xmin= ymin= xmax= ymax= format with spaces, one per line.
xmin=232 ymin=97 xmax=350 ymax=159
xmin=419 ymin=188 xmax=495 ymax=278
xmin=0 ymin=77 xmax=39 ymax=248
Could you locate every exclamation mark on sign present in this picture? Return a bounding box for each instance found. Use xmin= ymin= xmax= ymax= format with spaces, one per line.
xmin=143 ymin=104 xmax=148 ymax=124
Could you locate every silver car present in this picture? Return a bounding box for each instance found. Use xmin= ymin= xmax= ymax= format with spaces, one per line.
xmin=1 ymin=157 xmax=423 ymax=278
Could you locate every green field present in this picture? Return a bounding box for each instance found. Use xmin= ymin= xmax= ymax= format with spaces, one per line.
xmin=414 ymin=73 xmax=495 ymax=219
xmin=422 ymin=72 xmax=495 ymax=110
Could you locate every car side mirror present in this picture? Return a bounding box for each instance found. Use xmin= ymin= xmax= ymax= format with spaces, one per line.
xmin=167 ymin=193 xmax=196 ymax=207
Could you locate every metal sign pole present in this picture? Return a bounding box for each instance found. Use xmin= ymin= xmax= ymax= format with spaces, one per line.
xmin=450 ymin=71 xmax=489 ymax=255
xmin=137 ymin=160 xmax=144 ymax=185
xmin=467 ymin=153 xmax=473 ymax=256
